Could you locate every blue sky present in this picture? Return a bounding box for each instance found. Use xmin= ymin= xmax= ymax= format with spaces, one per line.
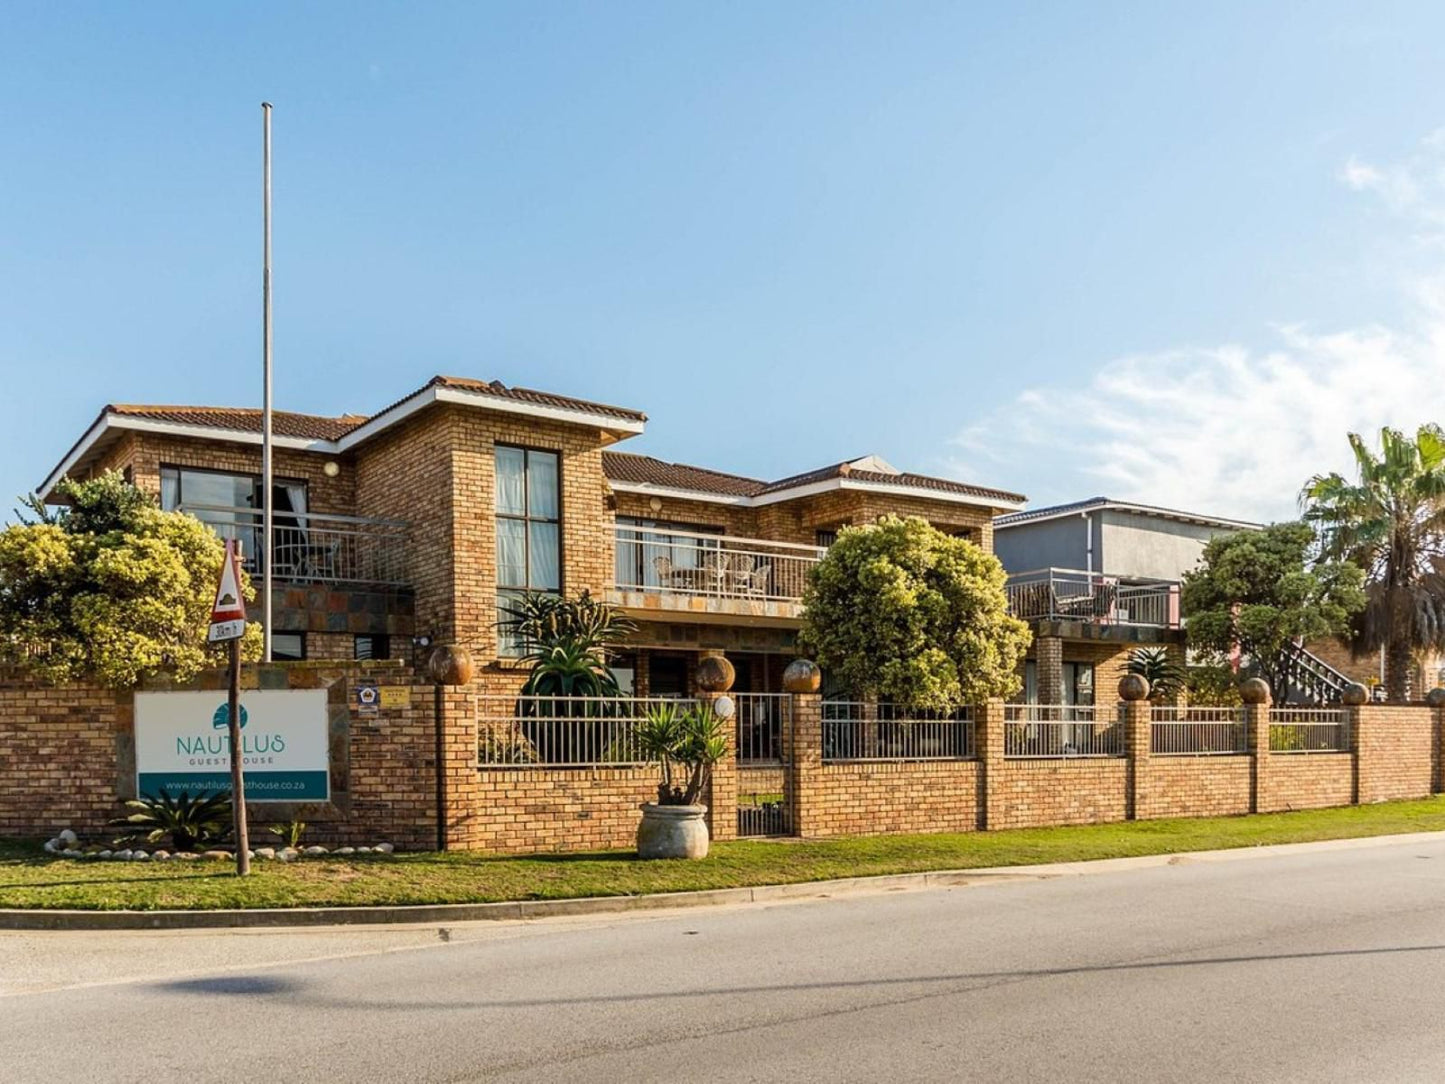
xmin=5 ymin=2 xmax=1445 ymax=521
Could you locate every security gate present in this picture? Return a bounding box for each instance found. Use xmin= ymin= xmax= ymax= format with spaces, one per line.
xmin=734 ymin=693 xmax=795 ymax=837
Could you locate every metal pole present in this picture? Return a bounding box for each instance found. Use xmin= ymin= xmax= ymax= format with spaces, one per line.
xmin=262 ymin=102 xmax=274 ymax=663
xmin=228 ymin=633 xmax=252 ymax=875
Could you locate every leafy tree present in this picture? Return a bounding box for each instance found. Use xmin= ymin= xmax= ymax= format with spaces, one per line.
xmin=799 ymin=515 xmax=1031 ymax=710
xmin=0 ymin=471 xmax=261 ymax=687
xmin=1182 ymin=522 xmax=1364 ymax=697
xmin=1127 ymin=646 xmax=1185 ymax=703
xmin=1302 ymin=425 xmax=1445 ymax=700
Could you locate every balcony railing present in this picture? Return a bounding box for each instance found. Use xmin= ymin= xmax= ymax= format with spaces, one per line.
xmin=612 ymin=525 xmax=823 ymax=604
xmin=1005 ymin=568 xmax=1181 ymax=628
xmin=178 ymin=504 xmax=409 ymax=588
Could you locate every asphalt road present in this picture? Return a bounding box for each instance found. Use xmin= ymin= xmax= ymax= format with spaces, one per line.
xmin=7 ymin=838 xmax=1445 ymax=1083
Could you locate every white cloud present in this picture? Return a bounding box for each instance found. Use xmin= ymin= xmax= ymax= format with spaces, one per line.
xmin=950 ymin=135 xmax=1445 ymax=524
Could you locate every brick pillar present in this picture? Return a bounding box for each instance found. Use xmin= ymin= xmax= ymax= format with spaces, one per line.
xmin=1349 ymin=703 xmax=1368 ymax=805
xmin=440 ymin=685 xmax=479 ymax=850
xmin=1436 ymin=703 xmax=1445 ymax=795
xmin=978 ymin=698 xmax=1006 ymax=831
xmin=1037 ymin=636 xmax=1064 ymax=705
xmin=790 ymin=691 xmax=824 ymax=838
xmin=1123 ymin=698 xmax=1151 ymax=821
xmin=701 ymin=691 xmax=738 ymax=842
xmin=1247 ymin=698 xmax=1271 ymax=813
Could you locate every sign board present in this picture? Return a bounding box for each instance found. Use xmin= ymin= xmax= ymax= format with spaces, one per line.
xmin=379 ymin=685 xmax=410 ymax=710
xmin=206 ymin=539 xmax=247 ymax=643
xmin=356 ymin=682 xmax=379 ymax=715
xmin=134 ymin=689 xmax=330 ymax=802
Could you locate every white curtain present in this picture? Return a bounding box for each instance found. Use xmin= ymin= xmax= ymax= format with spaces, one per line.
xmin=160 ymin=471 xmax=180 ymax=511
xmin=284 ymin=483 xmax=308 ymax=538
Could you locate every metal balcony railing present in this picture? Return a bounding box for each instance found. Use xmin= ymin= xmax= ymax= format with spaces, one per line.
xmin=612 ymin=525 xmax=823 ymax=604
xmin=1005 ymin=568 xmax=1181 ymax=628
xmin=178 ymin=504 xmax=409 ymax=588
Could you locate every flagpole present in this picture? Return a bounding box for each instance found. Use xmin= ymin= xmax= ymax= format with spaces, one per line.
xmin=262 ymin=102 xmax=274 ymax=663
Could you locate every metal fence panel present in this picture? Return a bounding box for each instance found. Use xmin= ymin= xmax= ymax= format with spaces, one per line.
xmin=476 ymin=695 xmax=698 ymax=767
xmin=1150 ymin=707 xmax=1247 ymax=755
xmin=1269 ymin=707 xmax=1350 ymax=753
xmin=1004 ymin=704 xmax=1124 ymax=758
xmin=821 ymin=701 xmax=976 ymax=762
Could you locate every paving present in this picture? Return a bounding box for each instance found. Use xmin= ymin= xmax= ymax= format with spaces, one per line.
xmin=6 ymin=836 xmax=1445 ymax=1081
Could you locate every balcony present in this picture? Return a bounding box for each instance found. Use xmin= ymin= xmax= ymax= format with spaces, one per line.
xmin=178 ymin=504 xmax=409 ymax=588
xmin=1005 ymin=568 xmax=1181 ymax=630
xmin=608 ymin=524 xmax=823 ymax=623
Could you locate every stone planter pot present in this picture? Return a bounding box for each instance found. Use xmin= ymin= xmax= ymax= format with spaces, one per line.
xmin=636 ymin=803 xmax=710 ymax=860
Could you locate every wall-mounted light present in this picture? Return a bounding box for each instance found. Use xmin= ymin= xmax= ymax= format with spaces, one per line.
xmin=322 ymin=461 xmax=341 ymax=478
xmin=648 ymin=496 xmax=662 ymax=512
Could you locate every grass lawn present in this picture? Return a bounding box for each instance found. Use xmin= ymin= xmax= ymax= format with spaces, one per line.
xmin=6 ymin=797 xmax=1445 ymax=911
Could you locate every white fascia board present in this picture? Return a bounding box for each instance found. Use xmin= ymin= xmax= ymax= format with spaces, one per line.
xmin=335 ymin=385 xmax=645 ymax=453
xmin=748 ymin=477 xmax=1024 ymax=513
xmin=995 ymin=501 xmax=1259 ymax=533
xmin=39 ymin=414 xmax=327 ymax=499
xmin=607 ymin=481 xmax=752 ymax=506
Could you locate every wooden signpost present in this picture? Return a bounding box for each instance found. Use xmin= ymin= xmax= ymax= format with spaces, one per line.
xmin=207 ymin=539 xmax=251 ymax=876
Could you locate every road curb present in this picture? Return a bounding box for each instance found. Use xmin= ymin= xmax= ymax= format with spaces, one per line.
xmin=4 ymin=829 xmax=1443 ymax=931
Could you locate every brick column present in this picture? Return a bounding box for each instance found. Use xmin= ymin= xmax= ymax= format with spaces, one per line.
xmin=1246 ymin=697 xmax=1271 ymax=814
xmin=702 ymin=691 xmax=738 ymax=842
xmin=1123 ymin=698 xmax=1151 ymax=821
xmin=978 ymin=698 xmax=1006 ymax=831
xmin=1037 ymin=636 xmax=1064 ymax=705
xmin=1436 ymin=701 xmax=1445 ymax=795
xmin=1348 ymin=702 xmax=1367 ymax=805
xmin=789 ymin=691 xmax=824 ymax=838
xmin=441 ymin=685 xmax=480 ymax=850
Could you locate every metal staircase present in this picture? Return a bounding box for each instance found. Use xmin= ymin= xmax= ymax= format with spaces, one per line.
xmin=1277 ymin=641 xmax=1353 ymax=705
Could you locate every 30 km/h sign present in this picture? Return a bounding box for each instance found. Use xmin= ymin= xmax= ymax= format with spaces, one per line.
xmin=207 ymin=539 xmax=248 ymax=643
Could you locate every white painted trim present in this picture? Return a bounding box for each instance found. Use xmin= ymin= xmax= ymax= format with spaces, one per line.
xmin=995 ymin=501 xmax=1259 ymax=533
xmin=610 ymin=475 xmax=1023 ymax=512
xmin=607 ymin=481 xmax=752 ymax=506
xmin=39 ymin=414 xmax=324 ymax=498
xmin=333 ymin=385 xmax=644 ymax=452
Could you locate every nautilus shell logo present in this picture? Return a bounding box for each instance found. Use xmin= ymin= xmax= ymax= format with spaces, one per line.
xmin=211 ymin=703 xmax=249 ymax=730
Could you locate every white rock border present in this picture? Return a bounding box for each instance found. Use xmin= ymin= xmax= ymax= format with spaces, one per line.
xmin=42 ymin=830 xmax=399 ymax=861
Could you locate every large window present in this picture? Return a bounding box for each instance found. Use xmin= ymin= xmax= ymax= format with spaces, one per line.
xmin=1022 ymin=660 xmax=1095 ymax=706
xmin=160 ymin=466 xmax=307 ymax=573
xmin=496 ymin=446 xmax=560 ymax=655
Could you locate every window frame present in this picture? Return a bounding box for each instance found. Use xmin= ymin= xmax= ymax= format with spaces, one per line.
xmin=495 ymin=444 xmax=564 ymax=657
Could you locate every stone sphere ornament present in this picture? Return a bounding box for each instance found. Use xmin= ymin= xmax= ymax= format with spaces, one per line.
xmin=1341 ymin=683 xmax=1370 ymax=707
xmin=1239 ymin=677 xmax=1271 ymax=705
xmin=695 ymin=655 xmax=736 ymax=693
xmin=1426 ymin=687 xmax=1445 ymax=708
xmin=426 ymin=644 xmax=475 ymax=686
xmin=1118 ymin=673 xmax=1150 ymax=702
xmin=782 ymin=658 xmax=822 ymax=694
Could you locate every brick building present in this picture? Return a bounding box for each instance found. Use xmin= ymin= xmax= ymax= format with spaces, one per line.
xmin=39 ymin=375 xmax=1034 ymax=695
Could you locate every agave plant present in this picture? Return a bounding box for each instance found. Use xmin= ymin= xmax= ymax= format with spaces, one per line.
xmin=637 ymin=702 xmax=729 ymax=806
xmin=110 ymin=791 xmax=233 ymax=852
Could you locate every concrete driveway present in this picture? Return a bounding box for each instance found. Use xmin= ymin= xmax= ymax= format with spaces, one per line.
xmin=6 ymin=836 xmax=1445 ymax=1082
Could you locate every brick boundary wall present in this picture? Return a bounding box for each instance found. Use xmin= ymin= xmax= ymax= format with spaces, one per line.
xmin=5 ymin=674 xmax=1445 ymax=854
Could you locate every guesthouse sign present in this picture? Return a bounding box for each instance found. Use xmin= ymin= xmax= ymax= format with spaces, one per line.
xmin=134 ymin=689 xmax=330 ymax=802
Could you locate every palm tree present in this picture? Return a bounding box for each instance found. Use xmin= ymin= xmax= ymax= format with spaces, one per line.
xmin=1302 ymin=425 xmax=1445 ymax=701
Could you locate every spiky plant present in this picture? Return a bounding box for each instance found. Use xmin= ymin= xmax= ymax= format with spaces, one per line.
xmin=637 ymin=703 xmax=729 ymax=806
xmin=109 ymin=791 xmax=233 ymax=852
xmin=1127 ymin=647 xmax=1185 ymax=702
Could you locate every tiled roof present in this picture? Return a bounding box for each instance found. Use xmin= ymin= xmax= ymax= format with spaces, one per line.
xmin=602 ymin=452 xmax=766 ymax=496
xmin=108 ymin=405 xmax=363 ymax=441
xmin=605 ymin=451 xmax=1024 ymax=507
xmin=425 ymin=376 xmax=647 ymax=425
xmin=756 ymin=460 xmax=1026 ymax=505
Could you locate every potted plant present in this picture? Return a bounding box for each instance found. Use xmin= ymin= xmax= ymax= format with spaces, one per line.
xmin=635 ymin=701 xmax=728 ymax=859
